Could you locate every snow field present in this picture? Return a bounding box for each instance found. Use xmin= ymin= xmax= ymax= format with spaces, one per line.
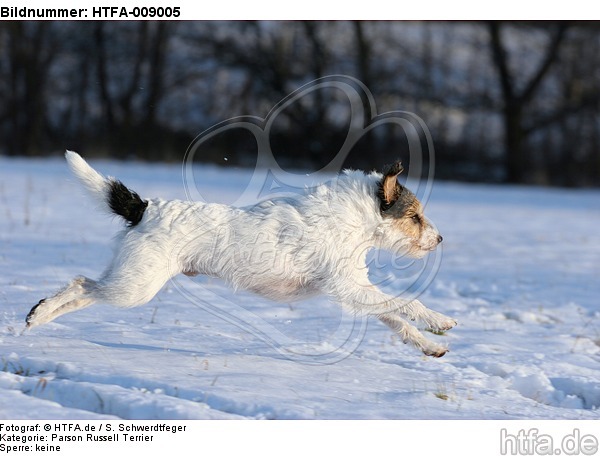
xmin=1 ymin=156 xmax=599 ymax=419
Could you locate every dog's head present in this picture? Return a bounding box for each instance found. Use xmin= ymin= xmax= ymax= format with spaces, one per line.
xmin=375 ymin=161 xmax=442 ymax=258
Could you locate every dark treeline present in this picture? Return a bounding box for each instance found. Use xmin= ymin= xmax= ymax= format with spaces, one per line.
xmin=1 ymin=21 xmax=599 ymax=186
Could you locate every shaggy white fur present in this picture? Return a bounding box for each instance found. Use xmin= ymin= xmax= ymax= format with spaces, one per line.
xmin=26 ymin=152 xmax=456 ymax=357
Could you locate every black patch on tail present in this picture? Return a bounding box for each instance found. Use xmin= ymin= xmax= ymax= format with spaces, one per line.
xmin=108 ymin=180 xmax=148 ymax=227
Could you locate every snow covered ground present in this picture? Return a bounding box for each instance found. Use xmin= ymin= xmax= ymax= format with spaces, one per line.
xmin=1 ymin=155 xmax=599 ymax=420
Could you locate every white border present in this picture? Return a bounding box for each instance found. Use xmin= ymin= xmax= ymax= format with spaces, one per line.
xmin=0 ymin=0 xmax=596 ymax=20
xmin=2 ymin=420 xmax=600 ymax=456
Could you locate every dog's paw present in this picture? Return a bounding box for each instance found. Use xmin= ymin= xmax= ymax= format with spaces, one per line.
xmin=437 ymin=318 xmax=458 ymax=332
xmin=423 ymin=345 xmax=449 ymax=358
xmin=25 ymin=299 xmax=47 ymax=328
xmin=425 ymin=314 xmax=457 ymax=333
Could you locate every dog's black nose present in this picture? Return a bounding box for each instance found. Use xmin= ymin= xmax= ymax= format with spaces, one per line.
xmin=437 ymin=235 xmax=443 ymax=243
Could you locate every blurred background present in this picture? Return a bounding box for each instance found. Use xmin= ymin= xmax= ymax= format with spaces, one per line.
xmin=0 ymin=21 xmax=599 ymax=186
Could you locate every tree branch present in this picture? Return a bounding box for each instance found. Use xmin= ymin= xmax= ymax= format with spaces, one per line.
xmin=519 ymin=23 xmax=569 ymax=104
xmin=488 ymin=21 xmax=515 ymax=102
xmin=523 ymin=90 xmax=600 ymax=135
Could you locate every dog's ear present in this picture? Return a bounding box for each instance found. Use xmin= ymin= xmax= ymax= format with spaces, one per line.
xmin=377 ymin=161 xmax=404 ymax=211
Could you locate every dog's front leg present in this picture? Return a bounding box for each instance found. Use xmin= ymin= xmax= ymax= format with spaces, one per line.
xmin=326 ymin=282 xmax=453 ymax=357
xmin=389 ymin=296 xmax=457 ymax=333
xmin=377 ymin=313 xmax=449 ymax=358
xmin=330 ymin=281 xmax=456 ymax=332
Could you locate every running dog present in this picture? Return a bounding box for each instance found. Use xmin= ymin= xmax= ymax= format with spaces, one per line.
xmin=26 ymin=152 xmax=456 ymax=357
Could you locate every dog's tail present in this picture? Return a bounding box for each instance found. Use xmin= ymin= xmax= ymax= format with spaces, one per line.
xmin=65 ymin=151 xmax=148 ymax=227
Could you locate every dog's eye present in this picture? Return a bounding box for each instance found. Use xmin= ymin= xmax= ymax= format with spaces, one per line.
xmin=411 ymin=214 xmax=421 ymax=224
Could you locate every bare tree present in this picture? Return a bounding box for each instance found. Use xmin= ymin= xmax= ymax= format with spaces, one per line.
xmin=92 ymin=22 xmax=175 ymax=157
xmin=1 ymin=22 xmax=57 ymax=156
xmin=0 ymin=21 xmax=598 ymax=186
xmin=487 ymin=21 xmax=569 ymax=183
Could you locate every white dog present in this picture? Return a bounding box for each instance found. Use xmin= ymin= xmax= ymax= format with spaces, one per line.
xmin=26 ymin=152 xmax=456 ymax=357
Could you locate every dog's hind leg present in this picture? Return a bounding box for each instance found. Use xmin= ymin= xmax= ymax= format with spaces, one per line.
xmin=27 ymin=238 xmax=176 ymax=328
xmin=26 ymin=276 xmax=97 ymax=328
xmin=27 ymin=266 xmax=172 ymax=328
